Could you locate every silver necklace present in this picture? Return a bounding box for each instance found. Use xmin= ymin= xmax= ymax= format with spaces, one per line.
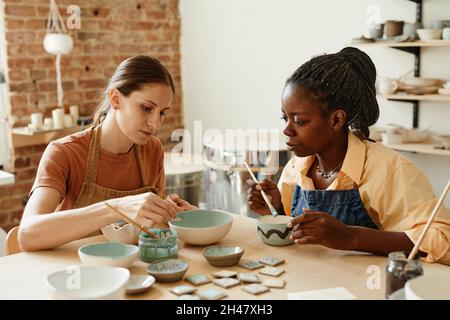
xmin=316 ymin=160 xmax=343 ymax=179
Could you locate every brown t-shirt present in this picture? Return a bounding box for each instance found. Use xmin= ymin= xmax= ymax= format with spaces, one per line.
xmin=30 ymin=127 xmax=165 ymax=211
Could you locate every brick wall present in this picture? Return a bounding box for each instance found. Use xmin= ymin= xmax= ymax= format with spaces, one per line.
xmin=0 ymin=0 xmax=183 ymax=231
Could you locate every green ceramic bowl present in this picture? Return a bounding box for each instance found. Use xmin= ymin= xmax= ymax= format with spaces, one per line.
xmin=169 ymin=210 xmax=233 ymax=245
xmin=256 ymin=215 xmax=294 ymax=246
xmin=78 ymin=241 xmax=139 ymax=268
xmin=202 ymin=245 xmax=245 ymax=267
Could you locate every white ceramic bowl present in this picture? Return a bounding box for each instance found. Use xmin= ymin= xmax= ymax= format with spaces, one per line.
xmin=400 ymin=77 xmax=441 ymax=87
xmin=78 ymin=242 xmax=139 ymax=268
xmin=46 ymin=266 xmax=130 ymax=300
xmin=417 ymin=28 xmax=442 ymax=40
xmin=405 ymin=275 xmax=450 ymax=300
xmin=101 ymin=223 xmax=139 ymax=244
xmin=169 ymin=210 xmax=233 ymax=245
xmin=125 ymin=275 xmax=155 ymax=295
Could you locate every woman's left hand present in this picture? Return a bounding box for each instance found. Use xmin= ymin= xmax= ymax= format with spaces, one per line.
xmin=287 ymin=210 xmax=354 ymax=250
xmin=166 ymin=194 xmax=198 ymax=211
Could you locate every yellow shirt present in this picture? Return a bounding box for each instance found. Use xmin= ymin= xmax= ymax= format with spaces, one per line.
xmin=278 ymin=131 xmax=450 ymax=264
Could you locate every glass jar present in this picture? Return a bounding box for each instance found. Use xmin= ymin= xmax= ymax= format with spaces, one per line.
xmin=385 ymin=251 xmax=424 ymax=299
xmin=138 ymin=228 xmax=178 ymax=263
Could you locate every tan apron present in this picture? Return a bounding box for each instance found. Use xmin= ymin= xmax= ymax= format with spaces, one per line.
xmin=74 ymin=125 xmax=158 ymax=235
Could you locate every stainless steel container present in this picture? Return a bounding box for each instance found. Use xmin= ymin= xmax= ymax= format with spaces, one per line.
xmin=164 ymin=153 xmax=204 ymax=206
xmin=202 ymin=131 xmax=291 ymax=217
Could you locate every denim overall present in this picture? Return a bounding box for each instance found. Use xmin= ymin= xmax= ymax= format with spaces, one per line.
xmin=291 ymin=185 xmax=378 ymax=229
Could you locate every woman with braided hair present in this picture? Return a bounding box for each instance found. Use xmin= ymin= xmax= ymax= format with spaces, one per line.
xmin=248 ymin=47 xmax=450 ymax=264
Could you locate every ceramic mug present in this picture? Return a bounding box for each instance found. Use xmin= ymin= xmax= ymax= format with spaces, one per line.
xmin=378 ymin=78 xmax=398 ymax=95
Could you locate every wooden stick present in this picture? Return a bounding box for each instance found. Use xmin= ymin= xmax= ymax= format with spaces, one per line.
xmin=243 ymin=160 xmax=278 ymax=217
xmin=408 ymin=180 xmax=450 ymax=260
xmin=105 ymin=202 xmax=159 ymax=239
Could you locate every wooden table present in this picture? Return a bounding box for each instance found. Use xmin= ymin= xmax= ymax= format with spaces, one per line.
xmin=1 ymin=215 xmax=449 ymax=300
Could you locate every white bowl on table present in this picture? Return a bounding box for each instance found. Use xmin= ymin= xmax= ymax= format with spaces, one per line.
xmin=46 ymin=266 xmax=130 ymax=300
xmin=78 ymin=241 xmax=139 ymax=268
xmin=168 ymin=209 xmax=233 ymax=245
xmin=405 ymin=275 xmax=450 ymax=300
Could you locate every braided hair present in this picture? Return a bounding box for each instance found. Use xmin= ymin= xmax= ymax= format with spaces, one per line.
xmin=286 ymin=47 xmax=379 ymax=140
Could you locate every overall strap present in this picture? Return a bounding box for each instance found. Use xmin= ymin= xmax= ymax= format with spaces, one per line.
xmin=83 ymin=125 xmax=102 ymax=184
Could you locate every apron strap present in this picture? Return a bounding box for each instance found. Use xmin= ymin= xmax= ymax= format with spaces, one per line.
xmin=83 ymin=125 xmax=102 ymax=184
xmin=134 ymin=144 xmax=149 ymax=187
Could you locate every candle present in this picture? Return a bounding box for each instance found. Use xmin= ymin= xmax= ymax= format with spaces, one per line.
xmin=69 ymin=105 xmax=79 ymax=124
xmin=52 ymin=108 xmax=64 ymax=129
xmin=30 ymin=112 xmax=43 ymax=130
xmin=64 ymin=114 xmax=73 ymax=128
xmin=43 ymin=117 xmax=53 ymax=130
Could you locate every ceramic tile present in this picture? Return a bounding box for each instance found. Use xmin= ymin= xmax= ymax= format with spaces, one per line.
xmin=241 ymin=283 xmax=270 ymax=295
xmin=170 ymin=285 xmax=197 ymax=296
xmin=239 ymin=260 xmax=264 ymax=270
xmin=177 ymin=294 xmax=201 ymax=300
xmin=259 ymin=267 xmax=285 ymax=277
xmin=259 ymin=256 xmax=285 ymax=267
xmin=185 ymin=274 xmax=211 ymax=286
xmin=262 ymin=279 xmax=286 ymax=289
xmin=197 ymin=289 xmax=228 ymax=300
xmin=212 ymin=270 xmax=238 ymax=278
xmin=238 ymin=273 xmax=261 ymax=283
xmin=213 ymin=277 xmax=240 ymax=288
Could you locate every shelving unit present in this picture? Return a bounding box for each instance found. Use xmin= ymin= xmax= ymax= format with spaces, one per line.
xmin=361 ymin=0 xmax=450 ymax=156
xmin=385 ymin=142 xmax=450 ymax=157
xmin=11 ymin=126 xmax=81 ymax=148
xmin=380 ymin=94 xmax=450 ymax=102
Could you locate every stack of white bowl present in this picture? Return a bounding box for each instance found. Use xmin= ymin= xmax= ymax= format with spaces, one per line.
xmin=417 ymin=28 xmax=442 ymax=41
xmin=398 ymin=77 xmax=441 ymax=95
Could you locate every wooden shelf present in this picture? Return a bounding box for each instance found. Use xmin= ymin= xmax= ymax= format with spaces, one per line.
xmin=384 ymin=142 xmax=450 ymax=157
xmin=380 ymin=94 xmax=450 ymax=101
xmin=358 ymin=40 xmax=450 ymax=48
xmin=11 ymin=126 xmax=81 ymax=148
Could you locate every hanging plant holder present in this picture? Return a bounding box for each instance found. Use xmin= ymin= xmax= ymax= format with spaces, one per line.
xmin=43 ymin=0 xmax=73 ymax=108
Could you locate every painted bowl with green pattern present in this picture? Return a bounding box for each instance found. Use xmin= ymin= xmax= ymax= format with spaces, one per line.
xmin=257 ymin=215 xmax=294 ymax=246
xmin=169 ymin=210 xmax=233 ymax=245
xmin=202 ymin=245 xmax=245 ymax=267
xmin=78 ymin=241 xmax=139 ymax=268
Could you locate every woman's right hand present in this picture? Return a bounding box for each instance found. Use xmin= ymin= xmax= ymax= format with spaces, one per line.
xmin=246 ymin=179 xmax=283 ymax=215
xmin=110 ymin=192 xmax=182 ymax=227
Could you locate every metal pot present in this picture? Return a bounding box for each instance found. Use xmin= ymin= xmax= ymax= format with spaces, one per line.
xmin=202 ymin=132 xmax=291 ymax=217
xmin=164 ymin=153 xmax=204 ymax=206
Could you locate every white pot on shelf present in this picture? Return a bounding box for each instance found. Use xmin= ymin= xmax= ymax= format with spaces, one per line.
xmin=43 ymin=33 xmax=73 ymax=55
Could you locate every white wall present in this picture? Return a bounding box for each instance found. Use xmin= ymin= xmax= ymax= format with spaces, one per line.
xmin=180 ymin=0 xmax=450 ymax=206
